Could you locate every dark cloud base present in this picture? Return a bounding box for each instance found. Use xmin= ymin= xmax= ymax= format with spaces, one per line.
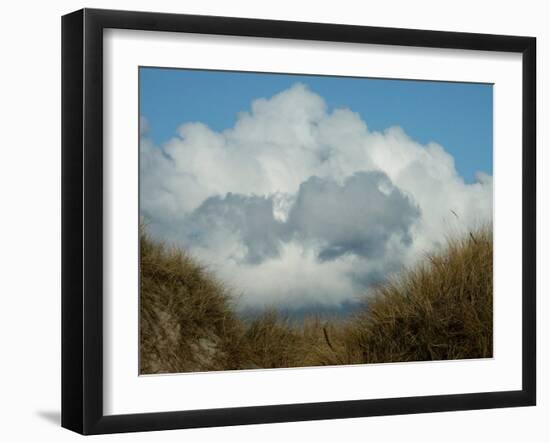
xmin=181 ymin=170 xmax=419 ymax=271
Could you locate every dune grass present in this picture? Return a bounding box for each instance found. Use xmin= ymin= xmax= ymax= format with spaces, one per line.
xmin=140 ymin=230 xmax=245 ymax=374
xmin=140 ymin=227 xmax=492 ymax=374
xmin=324 ymin=227 xmax=493 ymax=365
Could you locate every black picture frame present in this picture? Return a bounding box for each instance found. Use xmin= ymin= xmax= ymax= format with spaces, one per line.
xmin=62 ymin=8 xmax=536 ymax=435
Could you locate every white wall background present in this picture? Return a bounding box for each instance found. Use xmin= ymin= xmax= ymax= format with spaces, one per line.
xmin=0 ymin=0 xmax=546 ymax=441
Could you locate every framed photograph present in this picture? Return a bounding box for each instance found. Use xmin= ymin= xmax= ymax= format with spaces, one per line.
xmin=61 ymin=8 xmax=536 ymax=435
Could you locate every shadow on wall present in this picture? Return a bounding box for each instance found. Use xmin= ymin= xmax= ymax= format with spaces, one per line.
xmin=36 ymin=410 xmax=60 ymax=426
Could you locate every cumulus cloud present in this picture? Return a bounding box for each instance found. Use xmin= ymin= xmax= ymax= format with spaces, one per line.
xmin=287 ymin=171 xmax=419 ymax=262
xmin=185 ymin=193 xmax=284 ymax=265
xmin=140 ymin=83 xmax=492 ymax=311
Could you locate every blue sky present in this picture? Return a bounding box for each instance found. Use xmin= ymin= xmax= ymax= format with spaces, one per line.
xmin=139 ymin=67 xmax=492 ymax=183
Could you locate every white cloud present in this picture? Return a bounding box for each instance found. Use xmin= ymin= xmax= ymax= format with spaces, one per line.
xmin=140 ymin=83 xmax=492 ymax=311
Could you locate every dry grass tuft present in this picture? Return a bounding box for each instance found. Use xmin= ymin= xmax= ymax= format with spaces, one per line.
xmin=140 ymin=229 xmax=245 ymax=374
xmin=345 ymin=227 xmax=493 ymax=363
xmin=240 ymin=310 xmax=301 ymax=369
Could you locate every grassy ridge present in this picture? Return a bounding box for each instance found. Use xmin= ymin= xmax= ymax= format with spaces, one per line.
xmin=140 ymin=230 xmax=245 ymax=373
xmin=140 ymin=227 xmax=492 ymax=374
